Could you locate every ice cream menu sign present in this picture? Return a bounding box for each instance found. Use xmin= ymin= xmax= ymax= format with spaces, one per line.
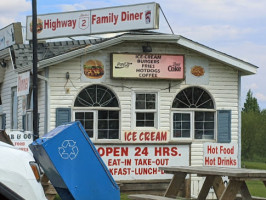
xmin=112 ymin=53 xmax=184 ymax=79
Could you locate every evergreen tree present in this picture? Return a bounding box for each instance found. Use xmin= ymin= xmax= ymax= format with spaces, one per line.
xmin=242 ymin=89 xmax=260 ymax=113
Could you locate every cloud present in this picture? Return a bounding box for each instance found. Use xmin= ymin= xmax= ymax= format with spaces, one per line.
xmin=0 ymin=0 xmax=31 ymax=27
xmin=255 ymin=93 xmax=266 ymax=101
xmin=59 ymin=4 xmax=87 ymax=12
xmin=175 ymin=25 xmax=253 ymax=42
xmin=0 ymin=0 xmax=31 ymax=13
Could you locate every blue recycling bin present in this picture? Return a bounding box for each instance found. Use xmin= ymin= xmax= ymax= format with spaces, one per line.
xmin=29 ymin=121 xmax=120 ymax=200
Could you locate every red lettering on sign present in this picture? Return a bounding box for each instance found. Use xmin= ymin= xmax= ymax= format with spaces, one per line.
xmin=97 ymin=147 xmax=129 ymax=157
xmin=154 ymin=147 xmax=179 ymax=157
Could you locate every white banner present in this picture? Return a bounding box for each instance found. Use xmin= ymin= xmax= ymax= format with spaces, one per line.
xmin=7 ymin=131 xmax=33 ymax=154
xmin=96 ymin=144 xmax=190 ymax=180
xmin=0 ymin=23 xmax=22 ymax=50
xmin=204 ymin=143 xmax=238 ymax=168
xmin=26 ymin=3 xmax=159 ymax=40
xmin=17 ymin=71 xmax=30 ymax=97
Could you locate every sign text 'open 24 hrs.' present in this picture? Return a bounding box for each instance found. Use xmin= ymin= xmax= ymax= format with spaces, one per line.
xmin=112 ymin=53 xmax=184 ymax=80
xmin=26 ymin=3 xmax=159 ymax=40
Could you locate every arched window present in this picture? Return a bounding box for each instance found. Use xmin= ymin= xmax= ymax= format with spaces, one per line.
xmin=172 ymin=87 xmax=215 ymax=140
xmin=74 ymin=85 xmax=119 ymax=140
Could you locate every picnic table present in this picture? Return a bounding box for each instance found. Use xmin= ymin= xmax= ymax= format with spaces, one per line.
xmin=129 ymin=166 xmax=266 ymax=200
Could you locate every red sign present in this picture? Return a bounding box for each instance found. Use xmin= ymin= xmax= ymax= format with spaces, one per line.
xmin=96 ymin=144 xmax=190 ymax=180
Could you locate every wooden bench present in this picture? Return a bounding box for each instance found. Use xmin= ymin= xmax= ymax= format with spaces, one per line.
xmin=128 ymin=194 xmax=193 ymax=200
xmin=128 ymin=194 xmax=266 ymax=200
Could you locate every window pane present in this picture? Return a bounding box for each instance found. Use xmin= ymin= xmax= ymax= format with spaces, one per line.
xmin=146 ymin=102 xmax=155 ymax=109
xmin=136 ymin=94 xmax=145 ymax=100
xmin=74 ymin=85 xmax=118 ymax=107
xmin=109 ymin=111 xmax=119 ymax=119
xmin=173 ymin=113 xmax=181 ymax=121
xmin=182 ymin=114 xmax=190 ymax=121
xmin=182 ymin=130 xmax=190 ymax=138
xmin=98 ymin=111 xmax=108 ymax=119
xmin=205 ymin=122 xmax=214 ymax=129
xmin=109 ymin=120 xmax=119 ymax=129
xmin=173 ymin=130 xmax=181 ymax=138
xmin=146 ymin=113 xmax=154 ymax=120
xmin=85 ymin=120 xmax=93 ymax=129
xmin=98 ymin=130 xmax=108 ymax=139
xmin=182 ymin=122 xmax=190 ymax=129
xmin=136 ymin=121 xmax=144 ymax=127
xmin=75 ymin=112 xmax=84 ymax=119
xmin=145 ymin=121 xmax=154 ymax=127
xmin=146 ymin=94 xmax=155 ymax=101
xmin=205 ymin=112 xmax=214 ymax=121
xmin=195 ymin=112 xmax=204 ymax=121
xmin=109 ymin=130 xmax=119 ymax=139
xmin=204 ymin=130 xmax=214 ymax=138
xmin=136 ymin=113 xmax=144 ymax=120
xmin=136 ymin=101 xmax=145 ymax=109
xmin=172 ymin=87 xmax=214 ymax=109
xmin=79 ymin=120 xmax=85 ymax=127
xmin=86 ymin=130 xmax=93 ymax=138
xmin=195 ymin=122 xmax=203 ymax=129
xmin=98 ymin=120 xmax=108 ymax=129
xmin=173 ymin=112 xmax=191 ymax=138
xmin=174 ymin=122 xmax=181 ymax=129
xmin=85 ymin=112 xmax=93 ymax=119
xmin=195 ymin=130 xmax=203 ymax=139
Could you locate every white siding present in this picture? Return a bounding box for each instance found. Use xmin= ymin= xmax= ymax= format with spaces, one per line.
xmin=0 ymin=60 xmax=47 ymax=136
xmin=47 ymin=42 xmax=239 ymax=197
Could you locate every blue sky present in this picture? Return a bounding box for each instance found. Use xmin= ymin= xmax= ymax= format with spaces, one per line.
xmin=1 ymin=0 xmax=266 ymax=109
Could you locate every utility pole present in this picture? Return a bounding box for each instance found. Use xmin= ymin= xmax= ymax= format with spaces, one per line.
xmin=32 ymin=0 xmax=39 ymax=140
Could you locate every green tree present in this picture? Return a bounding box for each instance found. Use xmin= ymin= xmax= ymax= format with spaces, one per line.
xmin=242 ymin=89 xmax=260 ymax=113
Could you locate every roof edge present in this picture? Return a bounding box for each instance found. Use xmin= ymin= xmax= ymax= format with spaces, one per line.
xmin=177 ymin=36 xmax=258 ymax=75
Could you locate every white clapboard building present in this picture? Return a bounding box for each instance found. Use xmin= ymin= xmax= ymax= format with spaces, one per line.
xmin=0 ymin=31 xmax=257 ymax=197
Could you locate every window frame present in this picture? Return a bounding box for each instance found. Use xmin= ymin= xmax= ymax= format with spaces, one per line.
xmin=73 ymin=84 xmax=120 ymax=141
xmin=73 ymin=108 xmax=121 ymax=141
xmin=132 ymin=91 xmax=159 ymax=129
xmin=171 ymin=110 xmax=193 ymax=140
xmin=171 ymin=109 xmax=216 ymax=141
xmin=171 ymin=86 xmax=216 ymax=141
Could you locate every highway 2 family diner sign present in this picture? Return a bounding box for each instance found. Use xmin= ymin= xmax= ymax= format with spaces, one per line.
xmin=112 ymin=53 xmax=184 ymax=79
xmin=26 ymin=3 xmax=159 ymax=40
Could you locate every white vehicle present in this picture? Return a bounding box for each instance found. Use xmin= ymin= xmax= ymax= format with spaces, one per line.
xmin=0 ymin=141 xmax=47 ymax=200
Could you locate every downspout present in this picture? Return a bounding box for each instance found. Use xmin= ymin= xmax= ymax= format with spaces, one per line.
xmin=238 ymin=72 xmax=241 ymax=168
xmin=37 ymin=68 xmax=49 ymax=135
xmin=44 ymin=68 xmax=49 ymax=134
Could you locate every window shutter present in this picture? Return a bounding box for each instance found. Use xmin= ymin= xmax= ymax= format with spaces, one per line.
xmin=22 ymin=114 xmax=26 ymax=130
xmin=1 ymin=114 xmax=6 ymax=130
xmin=56 ymin=108 xmax=71 ymax=127
xmin=217 ymin=110 xmax=231 ymax=143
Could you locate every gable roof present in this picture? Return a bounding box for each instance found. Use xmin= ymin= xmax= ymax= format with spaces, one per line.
xmin=10 ymin=31 xmax=257 ymax=75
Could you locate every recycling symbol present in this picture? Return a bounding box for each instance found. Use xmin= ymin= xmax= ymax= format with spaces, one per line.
xmin=58 ymin=140 xmax=79 ymax=160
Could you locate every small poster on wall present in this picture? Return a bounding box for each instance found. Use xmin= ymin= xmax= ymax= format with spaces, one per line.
xmin=81 ymin=55 xmax=106 ymax=82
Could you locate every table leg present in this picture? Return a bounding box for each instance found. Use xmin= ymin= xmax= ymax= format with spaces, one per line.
xmin=164 ymin=172 xmax=187 ymax=198
xmin=239 ymin=181 xmax=252 ymax=200
xmin=219 ymin=180 xmax=243 ymax=200
xmin=197 ymin=175 xmax=216 ymax=200
xmin=212 ymin=176 xmax=225 ymax=199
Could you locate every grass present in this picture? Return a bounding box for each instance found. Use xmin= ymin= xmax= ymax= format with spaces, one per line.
xmin=55 ymin=161 xmax=266 ymax=200
xmin=121 ymin=193 xmax=130 ymax=200
xmin=242 ymin=160 xmax=266 ymax=198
